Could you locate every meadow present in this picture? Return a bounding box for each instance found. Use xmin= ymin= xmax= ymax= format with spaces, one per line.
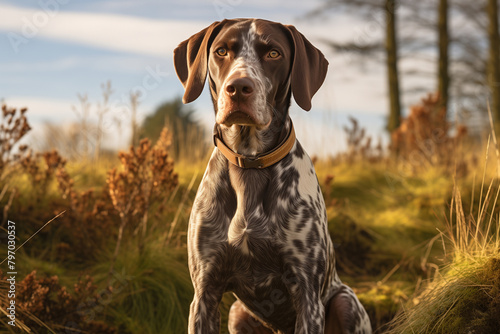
xmin=0 ymin=93 xmax=499 ymax=333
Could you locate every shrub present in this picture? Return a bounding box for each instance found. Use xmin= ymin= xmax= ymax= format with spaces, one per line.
xmin=0 ymin=270 xmax=116 ymax=334
xmin=107 ymin=128 xmax=178 ymax=271
xmin=0 ymin=104 xmax=31 ymax=175
xmin=390 ymin=93 xmax=467 ymax=172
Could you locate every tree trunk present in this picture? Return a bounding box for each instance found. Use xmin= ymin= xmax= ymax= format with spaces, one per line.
xmin=488 ymin=0 xmax=500 ymax=122
xmin=386 ymin=0 xmax=401 ymax=133
xmin=438 ymin=0 xmax=449 ymax=113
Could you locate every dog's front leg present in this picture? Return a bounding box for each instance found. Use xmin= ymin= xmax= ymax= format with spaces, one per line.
xmin=188 ymin=286 xmax=224 ymax=334
xmin=294 ymin=294 xmax=325 ymax=334
xmin=284 ymin=269 xmax=326 ymax=334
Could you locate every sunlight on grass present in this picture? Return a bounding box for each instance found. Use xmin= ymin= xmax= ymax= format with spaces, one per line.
xmin=2 ymin=97 xmax=500 ymax=333
xmin=385 ymin=134 xmax=500 ymax=333
xmin=94 ymin=242 xmax=193 ymax=334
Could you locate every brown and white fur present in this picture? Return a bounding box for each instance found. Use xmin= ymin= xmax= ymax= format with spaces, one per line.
xmin=174 ymin=18 xmax=372 ymax=334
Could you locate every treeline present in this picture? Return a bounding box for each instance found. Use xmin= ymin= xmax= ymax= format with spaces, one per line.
xmin=313 ymin=0 xmax=500 ymax=131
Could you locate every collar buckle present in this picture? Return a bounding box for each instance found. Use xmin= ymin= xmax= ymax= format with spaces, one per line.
xmin=237 ymin=156 xmax=263 ymax=169
xmin=213 ymin=122 xmax=296 ymax=169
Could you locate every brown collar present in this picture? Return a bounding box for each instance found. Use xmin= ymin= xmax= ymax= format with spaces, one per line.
xmin=213 ymin=123 xmax=296 ymax=169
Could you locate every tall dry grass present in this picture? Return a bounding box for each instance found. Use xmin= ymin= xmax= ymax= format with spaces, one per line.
xmin=384 ymin=106 xmax=500 ymax=334
xmin=2 ymin=92 xmax=499 ymax=333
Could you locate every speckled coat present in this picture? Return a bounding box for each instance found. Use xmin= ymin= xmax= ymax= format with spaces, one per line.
xmin=174 ymin=18 xmax=372 ymax=334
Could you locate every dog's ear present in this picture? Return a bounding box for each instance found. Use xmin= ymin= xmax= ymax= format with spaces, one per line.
xmin=174 ymin=21 xmax=225 ymax=104
xmin=285 ymin=25 xmax=328 ymax=111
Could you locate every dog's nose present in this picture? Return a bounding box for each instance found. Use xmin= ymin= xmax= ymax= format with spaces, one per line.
xmin=225 ymin=77 xmax=254 ymax=99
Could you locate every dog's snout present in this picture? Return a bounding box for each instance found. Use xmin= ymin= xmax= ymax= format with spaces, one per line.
xmin=225 ymin=77 xmax=255 ymax=99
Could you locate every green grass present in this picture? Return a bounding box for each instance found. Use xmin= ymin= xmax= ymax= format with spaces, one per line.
xmin=319 ymin=161 xmax=451 ymax=275
xmin=97 ymin=242 xmax=193 ymax=334
xmin=313 ymin=161 xmax=457 ymax=329
xmin=2 ymin=138 xmax=500 ymax=333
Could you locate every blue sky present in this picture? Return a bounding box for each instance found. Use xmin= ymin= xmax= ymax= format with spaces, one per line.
xmin=0 ymin=0 xmax=428 ymax=156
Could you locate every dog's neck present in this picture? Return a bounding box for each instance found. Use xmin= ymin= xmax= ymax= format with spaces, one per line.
xmin=216 ymin=112 xmax=291 ymax=157
xmin=213 ymin=84 xmax=292 ymax=157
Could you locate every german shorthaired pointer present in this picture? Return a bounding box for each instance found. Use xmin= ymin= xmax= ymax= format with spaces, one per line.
xmin=174 ymin=18 xmax=372 ymax=334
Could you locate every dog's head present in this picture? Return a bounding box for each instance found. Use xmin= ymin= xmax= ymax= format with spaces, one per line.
xmin=174 ymin=19 xmax=327 ymax=154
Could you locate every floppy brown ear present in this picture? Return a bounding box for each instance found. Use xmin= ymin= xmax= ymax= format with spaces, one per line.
xmin=173 ymin=21 xmax=224 ymax=104
xmin=286 ymin=25 xmax=329 ymax=111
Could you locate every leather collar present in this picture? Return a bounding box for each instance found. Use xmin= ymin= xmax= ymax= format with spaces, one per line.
xmin=213 ymin=123 xmax=296 ymax=169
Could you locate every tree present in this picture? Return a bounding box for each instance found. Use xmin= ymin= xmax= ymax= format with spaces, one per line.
xmin=139 ymin=98 xmax=208 ymax=161
xmin=314 ymin=0 xmax=496 ymax=131
xmin=310 ymin=0 xmax=403 ymax=134
xmin=488 ymin=0 xmax=500 ymax=121
xmin=386 ymin=0 xmax=401 ymax=132
xmin=437 ymin=0 xmax=449 ymax=111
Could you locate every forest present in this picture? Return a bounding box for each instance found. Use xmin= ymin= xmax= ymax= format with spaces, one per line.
xmin=1 ymin=0 xmax=500 ymax=333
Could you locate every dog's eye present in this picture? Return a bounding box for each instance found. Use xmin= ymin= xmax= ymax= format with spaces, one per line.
xmin=268 ymin=50 xmax=280 ymax=58
xmin=216 ymin=48 xmax=228 ymax=56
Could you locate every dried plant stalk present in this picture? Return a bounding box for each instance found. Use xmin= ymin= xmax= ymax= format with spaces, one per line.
xmin=107 ymin=127 xmax=178 ymax=275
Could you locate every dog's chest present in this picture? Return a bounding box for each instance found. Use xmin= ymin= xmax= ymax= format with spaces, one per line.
xmin=226 ymin=166 xmax=276 ymax=254
xmin=190 ymin=144 xmax=325 ymax=258
xmin=188 ymin=145 xmax=331 ymax=330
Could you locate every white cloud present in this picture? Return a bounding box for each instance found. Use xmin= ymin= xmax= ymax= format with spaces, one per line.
xmin=0 ymin=2 xmax=435 ymax=156
xmin=3 ymin=96 xmax=73 ymax=119
xmin=0 ymin=57 xmax=81 ymax=72
xmin=0 ymin=3 xmax=379 ymax=59
xmin=0 ymin=5 xmax=390 ymax=117
xmin=0 ymin=3 xmax=210 ymax=57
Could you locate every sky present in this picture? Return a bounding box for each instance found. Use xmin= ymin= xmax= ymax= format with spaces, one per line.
xmin=0 ymin=0 xmax=435 ymax=156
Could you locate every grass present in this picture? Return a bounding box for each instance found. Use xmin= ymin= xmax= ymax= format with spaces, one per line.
xmin=319 ymin=161 xmax=450 ymax=275
xmin=97 ymin=242 xmax=193 ymax=334
xmin=385 ymin=257 xmax=500 ymax=334
xmin=1 ymin=147 xmax=496 ymax=333
xmin=1 ymin=145 xmax=497 ymax=333
xmin=384 ymin=133 xmax=500 ymax=333
xmin=1 ymin=98 xmax=500 ymax=332
xmin=313 ymin=160 xmax=457 ymax=330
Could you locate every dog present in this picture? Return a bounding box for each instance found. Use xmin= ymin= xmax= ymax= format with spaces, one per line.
xmin=174 ymin=18 xmax=372 ymax=334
